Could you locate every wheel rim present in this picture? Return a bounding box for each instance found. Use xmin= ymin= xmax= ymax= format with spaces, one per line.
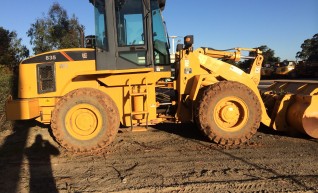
xmin=65 ymin=104 xmax=103 ymax=140
xmin=214 ymin=96 xmax=249 ymax=132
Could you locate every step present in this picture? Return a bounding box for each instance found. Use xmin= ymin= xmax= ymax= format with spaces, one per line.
xmin=130 ymin=92 xmax=147 ymax=96
xmin=131 ymin=126 xmax=148 ymax=132
xmin=131 ymin=111 xmax=149 ymax=115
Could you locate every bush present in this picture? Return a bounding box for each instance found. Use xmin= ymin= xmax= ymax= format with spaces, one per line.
xmin=0 ymin=65 xmax=14 ymax=129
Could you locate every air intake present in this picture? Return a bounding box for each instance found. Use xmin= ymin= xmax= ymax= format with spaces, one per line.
xmin=37 ymin=63 xmax=56 ymax=94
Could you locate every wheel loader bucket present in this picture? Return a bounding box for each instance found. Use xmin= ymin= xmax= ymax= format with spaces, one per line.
xmin=287 ymin=95 xmax=318 ymax=138
xmin=262 ymin=81 xmax=318 ymax=138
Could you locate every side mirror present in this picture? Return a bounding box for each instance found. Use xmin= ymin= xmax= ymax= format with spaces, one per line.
xmin=176 ymin=44 xmax=184 ymax=52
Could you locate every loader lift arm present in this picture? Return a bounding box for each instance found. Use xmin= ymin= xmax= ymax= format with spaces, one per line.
xmin=200 ymin=47 xmax=264 ymax=85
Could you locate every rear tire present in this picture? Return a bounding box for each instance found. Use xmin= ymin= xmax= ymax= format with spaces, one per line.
xmin=195 ymin=81 xmax=261 ymax=146
xmin=51 ymin=88 xmax=119 ymax=154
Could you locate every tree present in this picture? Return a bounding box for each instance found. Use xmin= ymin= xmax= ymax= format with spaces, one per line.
xmin=0 ymin=27 xmax=29 ymax=69
xmin=296 ymin=33 xmax=318 ymax=61
xmin=10 ymin=32 xmax=30 ymax=65
xmin=258 ymin=45 xmax=280 ymax=65
xmin=27 ymin=2 xmax=85 ymax=54
xmin=237 ymin=45 xmax=280 ymax=70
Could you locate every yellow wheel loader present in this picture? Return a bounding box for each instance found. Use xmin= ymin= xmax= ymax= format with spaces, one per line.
xmin=274 ymin=61 xmax=297 ymax=78
xmin=5 ymin=0 xmax=318 ymax=154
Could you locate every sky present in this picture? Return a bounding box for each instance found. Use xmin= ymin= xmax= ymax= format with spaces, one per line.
xmin=1 ymin=0 xmax=317 ymax=61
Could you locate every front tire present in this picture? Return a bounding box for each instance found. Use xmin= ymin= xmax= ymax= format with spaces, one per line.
xmin=195 ymin=81 xmax=261 ymax=146
xmin=51 ymin=88 xmax=119 ymax=154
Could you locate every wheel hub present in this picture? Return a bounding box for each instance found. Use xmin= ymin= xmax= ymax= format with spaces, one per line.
xmin=219 ymin=102 xmax=240 ymax=126
xmin=214 ymin=97 xmax=249 ymax=132
xmin=65 ymin=104 xmax=102 ymax=140
xmin=74 ymin=110 xmax=97 ymax=134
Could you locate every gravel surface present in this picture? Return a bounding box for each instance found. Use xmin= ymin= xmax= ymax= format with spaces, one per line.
xmin=0 ymin=121 xmax=318 ymax=193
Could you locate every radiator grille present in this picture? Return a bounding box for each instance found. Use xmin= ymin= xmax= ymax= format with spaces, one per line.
xmin=37 ymin=63 xmax=56 ymax=94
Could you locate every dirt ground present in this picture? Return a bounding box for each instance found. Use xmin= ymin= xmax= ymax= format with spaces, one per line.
xmin=0 ymin=121 xmax=317 ymax=193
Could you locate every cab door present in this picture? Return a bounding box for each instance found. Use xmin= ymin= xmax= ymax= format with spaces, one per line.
xmin=114 ymin=0 xmax=150 ymax=70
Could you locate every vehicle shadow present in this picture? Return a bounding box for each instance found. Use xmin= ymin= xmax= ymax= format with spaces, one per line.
xmin=152 ymin=122 xmax=209 ymax=142
xmin=258 ymin=123 xmax=317 ymax=144
xmin=154 ymin=122 xmax=317 ymax=145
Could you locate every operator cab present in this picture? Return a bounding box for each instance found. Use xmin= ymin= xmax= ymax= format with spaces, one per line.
xmin=89 ymin=0 xmax=170 ymax=71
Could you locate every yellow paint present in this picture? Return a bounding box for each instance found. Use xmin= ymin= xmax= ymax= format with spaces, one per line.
xmin=65 ymin=103 xmax=103 ymax=141
xmin=9 ymin=44 xmax=317 ymax=137
xmin=6 ymin=98 xmax=40 ymax=120
xmin=174 ymin=47 xmax=271 ymax=126
xmin=132 ymin=95 xmax=145 ymax=120
xmin=214 ymin=96 xmax=249 ymax=132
